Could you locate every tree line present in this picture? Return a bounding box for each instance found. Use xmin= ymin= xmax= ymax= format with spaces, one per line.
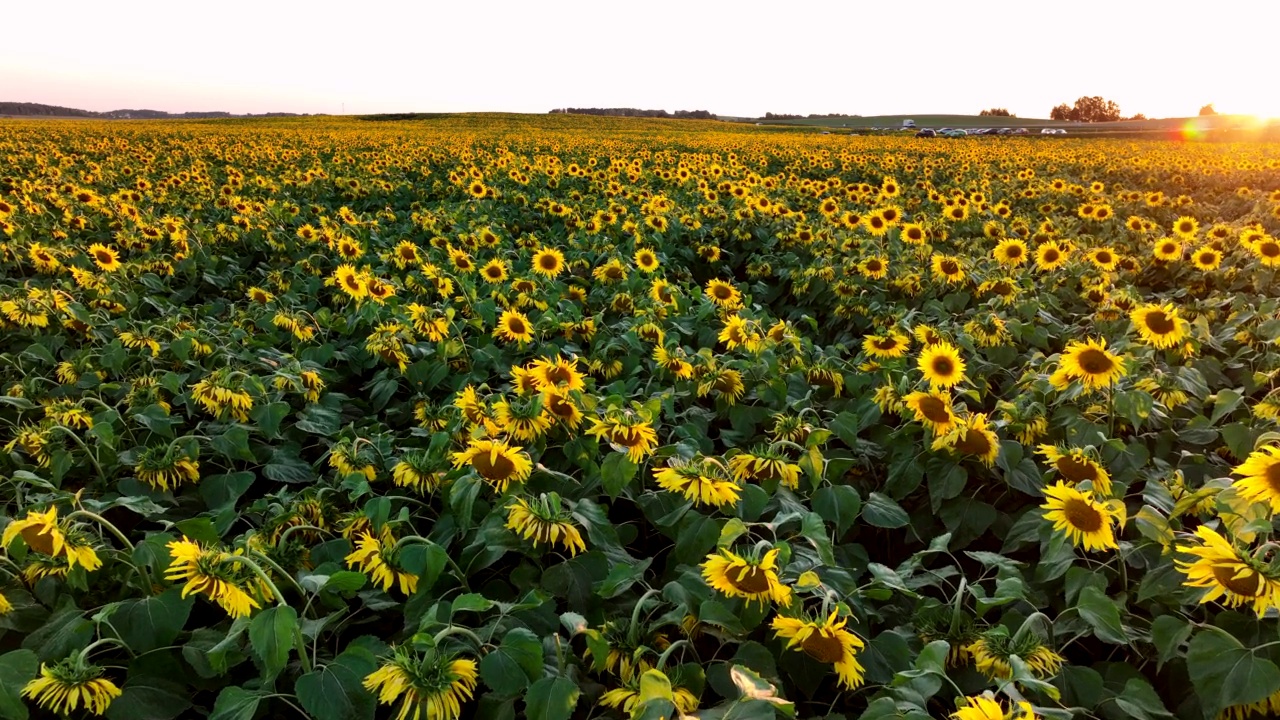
xmin=548 ymin=108 xmax=715 ymax=120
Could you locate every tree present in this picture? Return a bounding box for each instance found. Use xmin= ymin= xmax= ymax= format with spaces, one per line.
xmin=1127 ymin=113 xmax=1148 ymax=121
xmin=979 ymin=108 xmax=1014 ymax=117
xmin=1048 ymin=96 xmax=1123 ymax=123
xmin=1199 ymin=103 xmax=1217 ymax=116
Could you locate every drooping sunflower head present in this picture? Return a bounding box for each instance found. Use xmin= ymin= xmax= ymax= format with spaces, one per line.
xmin=968 ymin=629 xmax=1064 ymax=681
xmin=364 ymin=648 xmax=478 ymax=720
xmin=165 ymin=537 xmax=268 ymax=617
xmin=727 ymin=447 xmax=801 ymax=489
xmin=22 ymin=656 xmax=122 ymax=717
xmin=863 ymin=332 xmax=910 ymax=359
xmin=1175 ymin=525 xmax=1280 ymax=617
xmin=450 ymin=438 xmax=533 ymax=493
xmin=134 ymin=444 xmax=201 ymax=491
xmin=493 ymin=394 xmax=554 ymax=441
xmin=933 ymin=413 xmax=1000 ymax=467
xmin=771 ymin=609 xmax=866 ymax=689
xmin=1037 ymin=444 xmax=1111 ymax=496
xmin=951 ymin=694 xmax=1038 ymax=720
xmin=654 ymin=457 xmax=743 ymax=508
xmin=346 ymin=529 xmax=420 ymax=596
xmin=702 ymin=546 xmax=792 ymax=606
xmin=903 ymin=390 xmax=959 ymax=434
xmin=506 ymin=493 xmax=586 ymax=555
xmin=392 ymin=450 xmax=448 ymax=494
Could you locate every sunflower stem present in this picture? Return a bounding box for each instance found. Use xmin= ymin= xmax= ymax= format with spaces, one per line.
xmin=628 ymin=588 xmax=662 ymax=647
xmin=65 ymin=510 xmax=135 ymax=553
xmin=77 ymin=637 xmax=133 ymax=664
xmin=52 ymin=425 xmax=106 ymax=483
xmin=655 ymin=639 xmax=691 ymax=671
xmin=391 ymin=535 xmax=470 ymax=590
xmin=273 ymin=524 xmax=331 ymax=548
xmin=433 ymin=625 xmax=486 ymax=649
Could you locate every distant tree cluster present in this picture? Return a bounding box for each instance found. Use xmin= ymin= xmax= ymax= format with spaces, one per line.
xmin=979 ymin=108 xmax=1015 ymax=117
xmin=0 ymin=101 xmax=97 ymax=117
xmin=763 ymin=112 xmax=804 ymax=119
xmin=1200 ymin=104 xmax=1217 ymax=116
xmin=0 ymin=101 xmax=304 ymax=119
xmin=1049 ymin=96 xmax=1124 ymax=122
xmin=549 ymin=108 xmax=715 ymax=120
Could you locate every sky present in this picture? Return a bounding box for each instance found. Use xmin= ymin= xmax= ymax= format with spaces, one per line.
xmin=3 ymin=0 xmax=1278 ymax=120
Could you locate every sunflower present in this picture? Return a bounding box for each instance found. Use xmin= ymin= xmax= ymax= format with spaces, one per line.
xmin=1130 ymin=303 xmax=1187 ymax=349
xmin=1037 ymin=445 xmax=1111 ymax=495
xmin=771 ymin=609 xmax=866 ymax=690
xmin=931 ymin=254 xmax=966 ymax=284
xmin=134 ymin=445 xmax=201 ymax=491
xmin=599 ymin=679 xmax=699 ymax=715
xmin=858 ymin=256 xmax=888 ymax=279
xmin=702 ymin=547 xmax=792 ymax=606
xmin=506 ymin=494 xmax=586 ymax=555
xmin=531 ymin=247 xmax=565 ymax=277
xmin=900 ymin=223 xmax=927 ymax=245
xmin=493 ymin=395 xmax=554 ymax=441
xmin=22 ymin=657 xmax=122 ymax=716
xmin=968 ymin=630 xmax=1064 ymax=680
xmin=1034 ymin=241 xmax=1068 ymax=271
xmin=1054 ymin=338 xmax=1126 ymax=391
xmin=86 ymin=243 xmax=121 ymax=272
xmin=1175 ymin=526 xmax=1280 ymax=616
xmin=951 ymin=695 xmax=1037 ymax=720
xmin=918 ymin=342 xmax=966 ymax=389
xmin=333 ymin=263 xmax=367 ymax=299
xmin=165 ymin=537 xmax=268 ymax=617
xmin=654 ymin=459 xmax=742 ymax=507
xmin=727 ymin=448 xmax=801 ymax=489
xmin=993 ymin=239 xmax=1028 ymax=266
xmin=862 ymin=332 xmax=910 ymax=359
xmin=346 ymin=530 xmax=420 ymax=595
xmin=1085 ymin=247 xmax=1119 ymax=271
xmin=480 ymin=258 xmax=509 ymax=283
xmin=1040 ymin=482 xmax=1121 ymax=551
xmin=634 ymin=247 xmax=660 ymax=272
xmin=494 ymin=309 xmax=535 ymax=345
xmin=1252 ymin=237 xmax=1280 ymax=267
xmin=542 ymin=389 xmax=585 ymax=430
xmin=1233 ymin=445 xmax=1280 ymax=515
xmin=1152 ymin=237 xmax=1182 ymax=262
xmin=529 ymin=354 xmax=586 ymax=393
xmin=934 ymin=413 xmax=1000 ymax=467
xmin=392 ymin=451 xmax=446 ymax=494
xmin=1172 ymin=215 xmax=1200 ymax=239
xmin=705 ymin=279 xmax=742 ymax=308
xmin=697 ymin=367 xmax=746 ymax=404
xmin=450 ymin=438 xmax=533 ymax=493
xmin=903 ymin=390 xmax=959 ymax=434
xmin=1191 ymin=246 xmax=1222 ymax=270
xmin=364 ymin=648 xmax=478 ymax=720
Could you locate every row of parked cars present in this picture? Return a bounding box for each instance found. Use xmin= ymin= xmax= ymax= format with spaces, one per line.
xmin=914 ymin=127 xmax=1068 ymax=137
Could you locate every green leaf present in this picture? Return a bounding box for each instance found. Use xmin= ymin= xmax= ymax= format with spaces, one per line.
xmin=21 ymin=599 xmax=91 ymax=661
xmin=109 ymin=588 xmax=194 ymax=653
xmin=248 ymin=606 xmax=297 ymax=678
xmin=105 ymin=676 xmax=193 ymax=720
xmin=480 ymin=628 xmax=544 ymax=695
xmin=212 ymin=425 xmax=255 ymax=462
xmin=862 ymin=492 xmax=909 ymax=528
xmin=1210 ymin=389 xmax=1244 ymax=424
xmin=800 ymin=512 xmax=836 ymax=565
xmin=174 ymin=517 xmax=221 ymax=544
xmin=1188 ymin=627 xmax=1280 ymax=715
xmin=324 ymin=571 xmax=368 ymax=593
xmin=524 ymin=675 xmax=580 ymax=720
xmin=451 ymin=593 xmax=496 ymax=615
xmin=600 ymin=452 xmax=637 ymax=498
xmin=1150 ymin=615 xmax=1192 ymax=667
xmin=296 ymin=649 xmax=377 ymax=720
xmin=829 ymin=411 xmax=862 ymax=447
xmin=201 ymin=471 xmax=255 ymax=512
xmin=1076 ymin=586 xmax=1127 ymax=644
xmin=1111 ymin=677 xmax=1174 ymax=720
xmin=399 ymin=542 xmax=449 ymax=592
xmin=251 ymin=401 xmax=290 ymax=438
xmin=209 ymin=687 xmax=262 ymax=720
xmin=594 ymin=557 xmax=652 ymax=599
xmin=0 ymin=650 xmax=38 ymax=720
xmin=812 ymin=485 xmax=861 ymax=535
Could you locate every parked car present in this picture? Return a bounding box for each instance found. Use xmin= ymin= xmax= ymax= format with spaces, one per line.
xmin=941 ymin=129 xmax=968 ymax=137
xmin=915 ymin=129 xmax=936 ymax=138
xmin=1040 ymin=128 xmax=1056 ymax=134
xmin=1013 ymin=128 xmax=1029 ymax=135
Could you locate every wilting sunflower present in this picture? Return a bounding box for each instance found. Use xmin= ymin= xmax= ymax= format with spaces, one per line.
xmin=506 ymin=494 xmax=586 ymax=555
xmin=346 ymin=530 xmax=420 ymax=595
xmin=968 ymin=630 xmax=1064 ymax=680
xmin=1034 ymin=241 xmax=1068 ymax=271
xmin=702 ymin=547 xmax=792 ymax=606
xmin=1175 ymin=526 xmax=1280 ymax=616
xmin=530 ymin=247 xmax=565 ymax=277
xmin=599 ymin=676 xmax=699 ymax=715
xmin=728 ymin=447 xmax=801 ymax=489
xmin=392 ymin=451 xmax=446 ymax=494
xmin=165 ymin=537 xmax=268 ymax=617
xmin=1037 ymin=445 xmax=1111 ymax=495
xmin=771 ymin=609 xmax=866 ymax=689
xmin=542 ymin=389 xmax=584 ymax=430
xmin=364 ymin=648 xmax=478 ymax=720
xmin=133 ymin=445 xmax=200 ymax=491
xmin=587 ymin=415 xmax=659 ymax=463
xmin=1053 ymin=338 xmax=1126 ymax=390
xmin=450 ymin=438 xmax=533 ymax=493
xmin=934 ymin=413 xmax=1000 ymax=467
xmin=86 ymin=243 xmax=121 ymax=272
xmin=655 ymin=458 xmax=742 ymax=507
xmin=22 ymin=657 xmax=122 ymax=716
xmin=863 ymin=332 xmax=910 ymax=359
xmin=494 ymin=309 xmax=535 ymax=345
xmin=1040 ymin=482 xmax=1122 ymax=551
xmin=951 ymin=695 xmax=1037 ymax=720
xmin=1232 ymin=445 xmax=1280 ymax=514
xmin=918 ymin=342 xmax=966 ymax=389
xmin=2 ymin=506 xmax=101 ymax=571
xmin=705 ymin=279 xmax=742 ymax=308
xmin=493 ymin=395 xmax=554 ymax=441
xmin=903 ymin=390 xmax=959 ymax=434
xmin=329 ymin=438 xmax=378 ymax=480
xmin=1130 ymin=303 xmax=1187 ymax=349
xmin=697 ymin=367 xmax=747 ymax=404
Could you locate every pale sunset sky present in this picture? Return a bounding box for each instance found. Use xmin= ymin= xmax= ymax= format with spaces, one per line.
xmin=3 ymin=0 xmax=1277 ymax=120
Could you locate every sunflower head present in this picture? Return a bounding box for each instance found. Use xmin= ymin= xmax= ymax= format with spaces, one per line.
xmin=506 ymin=493 xmax=586 ymax=555
xmin=23 ymin=656 xmax=122 ymax=716
xmin=364 ymin=648 xmax=478 ymax=720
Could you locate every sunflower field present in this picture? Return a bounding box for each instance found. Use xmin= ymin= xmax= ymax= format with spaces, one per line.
xmin=2 ymin=114 xmax=1280 ymax=720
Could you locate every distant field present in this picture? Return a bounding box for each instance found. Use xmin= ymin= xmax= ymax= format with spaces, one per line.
xmin=723 ymin=113 xmax=1273 ymax=135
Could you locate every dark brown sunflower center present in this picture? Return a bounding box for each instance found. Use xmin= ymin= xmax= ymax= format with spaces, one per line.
xmin=931 ymin=357 xmax=955 ymax=376
xmin=907 ymin=228 xmax=923 ymax=240
xmin=400 ymin=247 xmax=416 ymax=259
xmin=940 ymin=260 xmax=959 ymax=275
xmin=21 ymin=527 xmax=57 ymax=555
xmin=506 ymin=318 xmax=527 ymax=335
xmin=1006 ymin=246 xmax=1023 ymax=258
xmin=540 ymin=255 xmax=558 ymax=269
xmin=729 ymin=566 xmax=773 ymax=594
xmin=94 ymin=250 xmax=113 ymax=263
xmin=1262 ymin=242 xmax=1280 ymax=257
xmin=873 ymin=337 xmax=899 ymax=350
xmin=1057 ymin=455 xmax=1098 ymax=482
xmin=342 ymin=275 xmax=361 ymax=291
xmin=1061 ymin=498 xmax=1104 ymax=532
xmin=1096 ymin=251 xmax=1113 ymax=263
xmin=1144 ymin=311 xmax=1175 ymax=334
xmin=1212 ymin=564 xmax=1264 ymax=597
xmin=473 ymin=449 xmax=516 ymax=480
xmin=866 ymin=260 xmax=883 ymax=272
xmin=801 ymin=632 xmax=847 ymax=664
xmin=545 ymin=366 xmax=573 ymax=384
xmin=917 ymin=396 xmax=951 ymax=424
xmin=1266 ymin=461 xmax=1280 ymax=493
xmin=712 ymin=286 xmax=733 ymax=299
xmin=956 ymin=429 xmax=992 ymax=456
xmin=1076 ymin=349 xmax=1115 ymax=375
xmin=610 ymin=427 xmax=646 ymax=447
xmin=547 ymin=396 xmax=575 ymax=417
